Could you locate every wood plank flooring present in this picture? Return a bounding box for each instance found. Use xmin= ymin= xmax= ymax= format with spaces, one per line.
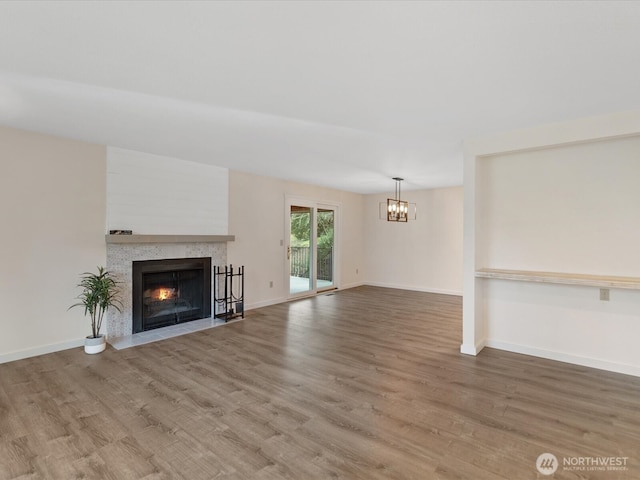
xmin=1 ymin=286 xmax=639 ymax=479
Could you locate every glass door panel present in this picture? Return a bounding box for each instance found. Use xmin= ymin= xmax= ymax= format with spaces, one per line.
xmin=289 ymin=205 xmax=313 ymax=295
xmin=316 ymin=208 xmax=335 ymax=291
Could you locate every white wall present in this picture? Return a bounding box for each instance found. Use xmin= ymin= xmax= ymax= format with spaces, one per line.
xmin=227 ymin=170 xmax=365 ymax=309
xmin=107 ymin=147 xmax=228 ymax=234
xmin=463 ymin=110 xmax=640 ymax=376
xmin=479 ymin=137 xmax=640 ymax=274
xmin=364 ymin=187 xmax=463 ymax=295
xmin=0 ymin=126 xmax=106 ymax=362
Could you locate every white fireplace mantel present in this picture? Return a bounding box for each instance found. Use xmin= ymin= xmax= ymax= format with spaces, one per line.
xmin=105 ymin=234 xmax=235 ymax=244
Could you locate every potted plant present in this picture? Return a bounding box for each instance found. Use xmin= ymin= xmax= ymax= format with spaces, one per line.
xmin=70 ymin=266 xmax=121 ymax=354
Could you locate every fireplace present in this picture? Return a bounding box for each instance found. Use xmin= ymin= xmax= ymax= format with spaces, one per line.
xmin=132 ymin=257 xmax=212 ymax=333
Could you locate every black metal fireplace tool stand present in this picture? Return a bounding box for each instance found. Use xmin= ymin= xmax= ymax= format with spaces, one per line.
xmin=213 ymin=265 xmax=244 ymax=321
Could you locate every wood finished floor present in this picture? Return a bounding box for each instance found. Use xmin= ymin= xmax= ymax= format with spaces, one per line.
xmin=1 ymin=286 xmax=639 ymax=479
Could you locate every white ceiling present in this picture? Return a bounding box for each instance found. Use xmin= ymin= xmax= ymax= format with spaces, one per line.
xmin=1 ymin=1 xmax=639 ymax=194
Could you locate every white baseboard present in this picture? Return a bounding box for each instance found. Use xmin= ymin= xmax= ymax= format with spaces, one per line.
xmin=364 ymin=281 xmax=462 ymax=296
xmin=0 ymin=338 xmax=84 ymax=365
xmin=486 ymin=340 xmax=640 ymax=378
xmin=339 ymin=281 xmax=366 ymax=290
xmin=460 ymin=340 xmax=486 ymax=356
xmin=244 ymin=297 xmax=288 ymax=311
xmin=243 ymin=282 xmax=457 ymax=313
xmin=243 ymin=282 xmax=367 ymax=312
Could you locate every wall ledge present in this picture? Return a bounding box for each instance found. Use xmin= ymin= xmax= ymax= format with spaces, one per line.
xmin=476 ymin=268 xmax=640 ymax=290
xmin=106 ymin=234 xmax=234 ymax=244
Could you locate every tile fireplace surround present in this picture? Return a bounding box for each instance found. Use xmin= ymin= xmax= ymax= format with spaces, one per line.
xmin=105 ymin=235 xmax=233 ymax=343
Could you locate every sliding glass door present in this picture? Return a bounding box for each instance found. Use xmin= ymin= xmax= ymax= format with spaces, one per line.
xmin=287 ymin=198 xmax=337 ymax=297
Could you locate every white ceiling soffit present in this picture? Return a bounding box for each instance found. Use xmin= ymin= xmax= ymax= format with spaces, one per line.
xmin=0 ymin=1 xmax=639 ymax=194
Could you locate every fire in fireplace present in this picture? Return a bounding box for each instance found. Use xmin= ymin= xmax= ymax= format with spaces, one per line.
xmin=132 ymin=257 xmax=212 ymax=333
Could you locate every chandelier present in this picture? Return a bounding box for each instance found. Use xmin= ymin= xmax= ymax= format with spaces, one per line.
xmin=386 ymin=177 xmax=416 ymax=222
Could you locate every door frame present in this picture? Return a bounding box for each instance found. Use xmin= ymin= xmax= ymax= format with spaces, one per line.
xmin=285 ymin=195 xmax=340 ymax=299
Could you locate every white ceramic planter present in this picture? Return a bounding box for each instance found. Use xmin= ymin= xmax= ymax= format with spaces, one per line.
xmin=84 ymin=334 xmax=106 ymax=354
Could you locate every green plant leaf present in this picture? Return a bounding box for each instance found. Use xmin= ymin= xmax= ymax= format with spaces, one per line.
xmin=69 ymin=266 xmax=122 ymax=338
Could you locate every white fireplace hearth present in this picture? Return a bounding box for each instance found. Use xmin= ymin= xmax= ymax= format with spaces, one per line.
xmin=105 ymin=234 xmax=233 ymax=344
xmin=108 ymin=316 xmax=234 ymax=350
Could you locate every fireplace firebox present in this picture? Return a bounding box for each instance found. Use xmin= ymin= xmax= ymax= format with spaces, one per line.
xmin=132 ymin=257 xmax=211 ymax=333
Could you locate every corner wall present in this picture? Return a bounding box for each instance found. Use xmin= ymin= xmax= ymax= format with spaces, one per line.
xmin=0 ymin=126 xmax=106 ymax=362
xmin=364 ymin=187 xmax=463 ymax=295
